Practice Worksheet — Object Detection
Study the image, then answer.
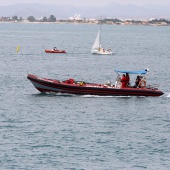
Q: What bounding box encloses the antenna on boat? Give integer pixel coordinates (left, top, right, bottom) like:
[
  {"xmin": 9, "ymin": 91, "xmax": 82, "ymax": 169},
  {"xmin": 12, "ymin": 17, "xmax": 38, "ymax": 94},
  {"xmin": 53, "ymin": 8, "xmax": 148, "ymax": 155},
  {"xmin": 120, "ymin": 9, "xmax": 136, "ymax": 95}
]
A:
[
  {"xmin": 145, "ymin": 68, "xmax": 149, "ymax": 74},
  {"xmin": 144, "ymin": 68, "xmax": 149, "ymax": 81}
]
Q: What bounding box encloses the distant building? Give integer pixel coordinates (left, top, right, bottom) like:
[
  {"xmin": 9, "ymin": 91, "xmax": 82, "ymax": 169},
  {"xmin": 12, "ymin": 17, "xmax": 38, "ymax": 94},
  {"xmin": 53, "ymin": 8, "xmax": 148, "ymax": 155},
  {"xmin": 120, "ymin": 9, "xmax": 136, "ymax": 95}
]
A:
[{"xmin": 69, "ymin": 14, "xmax": 81, "ymax": 21}]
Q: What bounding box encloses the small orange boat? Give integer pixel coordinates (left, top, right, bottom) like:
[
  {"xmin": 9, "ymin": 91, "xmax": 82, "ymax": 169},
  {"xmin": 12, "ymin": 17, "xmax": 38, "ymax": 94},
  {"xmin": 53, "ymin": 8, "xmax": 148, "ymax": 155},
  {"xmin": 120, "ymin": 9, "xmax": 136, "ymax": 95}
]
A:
[{"xmin": 45, "ymin": 49, "xmax": 66, "ymax": 53}]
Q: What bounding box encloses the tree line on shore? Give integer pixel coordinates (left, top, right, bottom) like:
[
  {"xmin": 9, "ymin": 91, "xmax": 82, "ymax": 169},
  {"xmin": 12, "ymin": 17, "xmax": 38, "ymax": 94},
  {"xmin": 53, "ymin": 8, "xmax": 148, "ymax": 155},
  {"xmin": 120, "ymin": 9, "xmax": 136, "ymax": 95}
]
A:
[{"xmin": 0, "ymin": 15, "xmax": 57, "ymax": 22}]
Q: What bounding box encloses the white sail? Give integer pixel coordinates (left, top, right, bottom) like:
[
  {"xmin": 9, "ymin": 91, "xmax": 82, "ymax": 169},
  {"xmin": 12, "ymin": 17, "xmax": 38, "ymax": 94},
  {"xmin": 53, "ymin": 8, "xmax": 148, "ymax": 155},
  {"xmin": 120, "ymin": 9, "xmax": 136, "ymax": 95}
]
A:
[{"xmin": 91, "ymin": 30, "xmax": 101, "ymax": 51}]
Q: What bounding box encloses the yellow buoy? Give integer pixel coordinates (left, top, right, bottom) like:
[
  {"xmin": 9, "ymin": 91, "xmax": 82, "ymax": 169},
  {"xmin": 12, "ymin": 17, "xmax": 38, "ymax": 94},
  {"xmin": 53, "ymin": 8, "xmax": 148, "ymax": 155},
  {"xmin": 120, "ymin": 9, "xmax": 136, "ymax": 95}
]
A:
[{"xmin": 16, "ymin": 45, "xmax": 20, "ymax": 52}]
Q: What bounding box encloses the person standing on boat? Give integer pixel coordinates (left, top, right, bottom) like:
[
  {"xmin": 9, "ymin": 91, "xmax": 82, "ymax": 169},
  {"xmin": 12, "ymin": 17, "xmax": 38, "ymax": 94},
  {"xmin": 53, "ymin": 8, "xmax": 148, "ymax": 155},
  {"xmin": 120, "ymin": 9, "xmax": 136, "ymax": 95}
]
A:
[
  {"xmin": 108, "ymin": 46, "xmax": 111, "ymax": 52},
  {"xmin": 121, "ymin": 74, "xmax": 126, "ymax": 88},
  {"xmin": 53, "ymin": 47, "xmax": 57, "ymax": 51},
  {"xmin": 134, "ymin": 75, "xmax": 141, "ymax": 88},
  {"xmin": 139, "ymin": 77, "xmax": 147, "ymax": 88},
  {"xmin": 125, "ymin": 73, "xmax": 130, "ymax": 87}
]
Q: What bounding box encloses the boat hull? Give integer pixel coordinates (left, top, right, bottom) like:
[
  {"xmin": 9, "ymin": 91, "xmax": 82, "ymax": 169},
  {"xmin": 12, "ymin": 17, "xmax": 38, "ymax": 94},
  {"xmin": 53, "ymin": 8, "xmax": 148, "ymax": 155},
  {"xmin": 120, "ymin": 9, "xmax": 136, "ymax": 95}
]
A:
[
  {"xmin": 91, "ymin": 49, "xmax": 112, "ymax": 55},
  {"xmin": 45, "ymin": 49, "xmax": 66, "ymax": 53},
  {"xmin": 27, "ymin": 74, "xmax": 164, "ymax": 97}
]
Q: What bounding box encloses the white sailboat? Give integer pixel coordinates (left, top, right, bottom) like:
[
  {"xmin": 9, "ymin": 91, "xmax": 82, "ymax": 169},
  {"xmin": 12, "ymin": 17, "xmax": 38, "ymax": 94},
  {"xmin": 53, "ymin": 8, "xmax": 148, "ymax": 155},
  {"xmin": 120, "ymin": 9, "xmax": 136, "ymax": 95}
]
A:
[{"xmin": 91, "ymin": 29, "xmax": 112, "ymax": 55}]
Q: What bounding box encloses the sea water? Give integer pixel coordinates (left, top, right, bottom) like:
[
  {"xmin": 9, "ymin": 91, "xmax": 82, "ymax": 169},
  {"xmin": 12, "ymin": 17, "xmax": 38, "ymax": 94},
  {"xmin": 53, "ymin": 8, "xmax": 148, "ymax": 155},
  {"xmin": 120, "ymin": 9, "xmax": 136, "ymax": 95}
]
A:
[{"xmin": 0, "ymin": 23, "xmax": 170, "ymax": 169}]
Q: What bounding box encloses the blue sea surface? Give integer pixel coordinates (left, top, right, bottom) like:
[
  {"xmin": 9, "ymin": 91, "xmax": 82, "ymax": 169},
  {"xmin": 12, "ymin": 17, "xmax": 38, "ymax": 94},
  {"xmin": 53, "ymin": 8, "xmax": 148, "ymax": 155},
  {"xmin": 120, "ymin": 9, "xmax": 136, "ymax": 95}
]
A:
[{"xmin": 0, "ymin": 23, "xmax": 170, "ymax": 169}]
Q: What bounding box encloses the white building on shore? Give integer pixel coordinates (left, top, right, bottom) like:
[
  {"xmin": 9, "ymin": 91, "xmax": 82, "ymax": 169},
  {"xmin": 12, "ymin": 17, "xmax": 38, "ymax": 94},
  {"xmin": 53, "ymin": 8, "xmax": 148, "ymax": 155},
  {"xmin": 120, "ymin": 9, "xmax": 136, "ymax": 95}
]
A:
[{"xmin": 69, "ymin": 14, "xmax": 81, "ymax": 21}]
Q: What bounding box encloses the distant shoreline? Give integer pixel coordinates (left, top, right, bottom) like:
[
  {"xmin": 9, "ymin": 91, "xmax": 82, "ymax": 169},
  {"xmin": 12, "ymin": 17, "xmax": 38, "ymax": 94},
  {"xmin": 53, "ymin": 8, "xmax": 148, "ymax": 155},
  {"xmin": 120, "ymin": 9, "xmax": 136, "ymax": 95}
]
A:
[{"xmin": 0, "ymin": 21, "xmax": 170, "ymax": 26}]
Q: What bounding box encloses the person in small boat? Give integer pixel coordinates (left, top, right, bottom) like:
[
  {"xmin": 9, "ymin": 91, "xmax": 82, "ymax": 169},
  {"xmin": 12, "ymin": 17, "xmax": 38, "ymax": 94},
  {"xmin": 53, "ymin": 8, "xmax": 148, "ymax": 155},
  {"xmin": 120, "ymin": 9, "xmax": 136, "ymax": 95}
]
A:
[
  {"xmin": 103, "ymin": 49, "xmax": 105, "ymax": 52},
  {"xmin": 98, "ymin": 47, "xmax": 101, "ymax": 51},
  {"xmin": 121, "ymin": 74, "xmax": 127, "ymax": 88},
  {"xmin": 133, "ymin": 75, "xmax": 141, "ymax": 88},
  {"xmin": 53, "ymin": 47, "xmax": 57, "ymax": 51}
]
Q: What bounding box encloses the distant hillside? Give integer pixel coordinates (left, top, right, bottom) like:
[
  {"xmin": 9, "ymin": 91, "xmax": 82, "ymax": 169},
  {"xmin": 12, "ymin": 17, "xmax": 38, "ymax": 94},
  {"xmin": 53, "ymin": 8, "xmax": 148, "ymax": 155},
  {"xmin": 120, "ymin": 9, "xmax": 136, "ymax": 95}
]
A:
[{"xmin": 0, "ymin": 3, "xmax": 170, "ymax": 19}]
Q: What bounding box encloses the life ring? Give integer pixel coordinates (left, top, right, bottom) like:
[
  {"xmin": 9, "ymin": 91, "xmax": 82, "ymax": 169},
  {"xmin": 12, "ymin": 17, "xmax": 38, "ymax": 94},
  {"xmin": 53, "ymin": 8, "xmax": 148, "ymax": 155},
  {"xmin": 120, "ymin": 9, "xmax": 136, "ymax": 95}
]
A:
[{"xmin": 139, "ymin": 79, "xmax": 146, "ymax": 88}]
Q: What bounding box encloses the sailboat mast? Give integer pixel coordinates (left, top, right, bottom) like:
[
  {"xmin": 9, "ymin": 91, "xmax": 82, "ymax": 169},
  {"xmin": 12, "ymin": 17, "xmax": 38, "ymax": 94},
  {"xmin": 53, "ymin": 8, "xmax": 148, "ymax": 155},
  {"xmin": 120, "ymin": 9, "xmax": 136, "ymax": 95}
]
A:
[{"xmin": 100, "ymin": 17, "xmax": 102, "ymax": 47}]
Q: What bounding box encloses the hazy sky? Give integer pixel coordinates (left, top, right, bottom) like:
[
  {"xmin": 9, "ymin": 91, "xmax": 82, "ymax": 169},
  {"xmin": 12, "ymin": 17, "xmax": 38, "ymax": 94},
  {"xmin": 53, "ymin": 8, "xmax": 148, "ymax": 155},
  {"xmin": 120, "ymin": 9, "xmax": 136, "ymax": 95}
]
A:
[{"xmin": 0, "ymin": 0, "xmax": 170, "ymax": 6}]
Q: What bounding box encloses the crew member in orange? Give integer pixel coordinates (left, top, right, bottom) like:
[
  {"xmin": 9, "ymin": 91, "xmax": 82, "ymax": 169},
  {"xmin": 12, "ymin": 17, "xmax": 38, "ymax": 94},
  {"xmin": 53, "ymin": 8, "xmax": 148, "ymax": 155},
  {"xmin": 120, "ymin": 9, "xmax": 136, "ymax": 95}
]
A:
[
  {"xmin": 121, "ymin": 74, "xmax": 126, "ymax": 88},
  {"xmin": 125, "ymin": 73, "xmax": 130, "ymax": 87}
]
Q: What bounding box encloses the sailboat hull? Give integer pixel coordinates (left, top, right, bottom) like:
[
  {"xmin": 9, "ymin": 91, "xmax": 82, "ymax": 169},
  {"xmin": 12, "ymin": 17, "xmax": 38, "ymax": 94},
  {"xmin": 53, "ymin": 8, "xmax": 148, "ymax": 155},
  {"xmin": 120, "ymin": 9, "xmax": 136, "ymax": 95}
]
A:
[{"xmin": 91, "ymin": 49, "xmax": 112, "ymax": 55}]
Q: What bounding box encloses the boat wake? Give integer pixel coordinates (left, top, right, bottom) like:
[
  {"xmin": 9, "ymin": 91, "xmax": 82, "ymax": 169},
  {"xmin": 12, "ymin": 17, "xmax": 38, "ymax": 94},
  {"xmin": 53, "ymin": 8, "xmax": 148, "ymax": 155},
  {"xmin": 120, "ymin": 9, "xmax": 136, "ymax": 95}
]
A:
[
  {"xmin": 79, "ymin": 95, "xmax": 131, "ymax": 98},
  {"xmin": 166, "ymin": 93, "xmax": 170, "ymax": 97},
  {"xmin": 81, "ymin": 95, "xmax": 114, "ymax": 98},
  {"xmin": 32, "ymin": 92, "xmax": 166, "ymax": 98},
  {"xmin": 32, "ymin": 92, "xmax": 75, "ymax": 97},
  {"xmin": 33, "ymin": 93, "xmax": 132, "ymax": 98}
]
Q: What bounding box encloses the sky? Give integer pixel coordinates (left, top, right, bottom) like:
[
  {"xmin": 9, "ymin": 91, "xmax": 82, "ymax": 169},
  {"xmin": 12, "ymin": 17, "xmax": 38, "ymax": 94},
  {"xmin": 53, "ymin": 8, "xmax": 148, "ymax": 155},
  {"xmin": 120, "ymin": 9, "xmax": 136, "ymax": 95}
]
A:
[{"xmin": 0, "ymin": 0, "xmax": 170, "ymax": 6}]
